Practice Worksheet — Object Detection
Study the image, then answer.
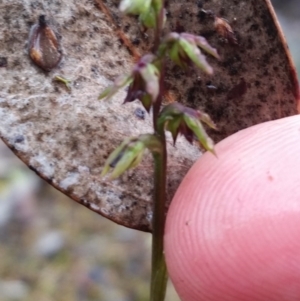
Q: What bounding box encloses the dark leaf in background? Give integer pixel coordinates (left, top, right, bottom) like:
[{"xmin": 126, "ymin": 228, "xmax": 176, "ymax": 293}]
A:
[{"xmin": 0, "ymin": 0, "xmax": 299, "ymax": 232}]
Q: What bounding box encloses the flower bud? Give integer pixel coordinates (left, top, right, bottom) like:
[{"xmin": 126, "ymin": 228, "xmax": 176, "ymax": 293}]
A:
[
  {"xmin": 158, "ymin": 103, "xmax": 216, "ymax": 154},
  {"xmin": 102, "ymin": 134, "xmax": 162, "ymax": 180},
  {"xmin": 119, "ymin": 0, "xmax": 151, "ymax": 15},
  {"xmin": 160, "ymin": 32, "xmax": 219, "ymax": 74},
  {"xmin": 124, "ymin": 55, "xmax": 160, "ymax": 111}
]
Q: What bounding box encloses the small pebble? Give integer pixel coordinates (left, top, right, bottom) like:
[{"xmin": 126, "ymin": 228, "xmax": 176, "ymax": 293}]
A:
[{"xmin": 134, "ymin": 107, "xmax": 145, "ymax": 120}]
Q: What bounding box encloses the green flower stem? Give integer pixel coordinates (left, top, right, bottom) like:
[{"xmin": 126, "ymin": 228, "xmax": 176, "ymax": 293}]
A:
[
  {"xmin": 152, "ymin": 2, "xmax": 166, "ymax": 131},
  {"xmin": 150, "ymin": 133, "xmax": 168, "ymax": 301},
  {"xmin": 151, "ymin": 2, "xmax": 168, "ymax": 300},
  {"xmin": 151, "ymin": 5, "xmax": 168, "ymax": 293},
  {"xmin": 153, "ymin": 4, "xmax": 165, "ymax": 52},
  {"xmin": 152, "ymin": 56, "xmax": 166, "ymax": 132}
]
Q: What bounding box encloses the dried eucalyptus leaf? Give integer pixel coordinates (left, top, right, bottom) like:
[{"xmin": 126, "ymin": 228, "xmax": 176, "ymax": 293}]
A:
[{"xmin": 0, "ymin": 0, "xmax": 298, "ymax": 232}]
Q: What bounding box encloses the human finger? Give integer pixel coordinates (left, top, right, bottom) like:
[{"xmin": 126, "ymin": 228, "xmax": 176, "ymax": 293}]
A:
[{"xmin": 165, "ymin": 115, "xmax": 300, "ymax": 301}]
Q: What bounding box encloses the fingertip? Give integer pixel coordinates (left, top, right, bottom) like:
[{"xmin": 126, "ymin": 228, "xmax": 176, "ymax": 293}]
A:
[{"xmin": 165, "ymin": 115, "xmax": 300, "ymax": 301}]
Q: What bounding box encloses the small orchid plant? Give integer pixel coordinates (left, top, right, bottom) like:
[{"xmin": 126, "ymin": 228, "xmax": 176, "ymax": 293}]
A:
[{"xmin": 99, "ymin": 0, "xmax": 219, "ymax": 300}]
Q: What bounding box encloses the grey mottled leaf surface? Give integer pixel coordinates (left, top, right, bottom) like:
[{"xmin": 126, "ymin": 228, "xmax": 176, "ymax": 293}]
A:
[{"xmin": 0, "ymin": 0, "xmax": 299, "ymax": 231}]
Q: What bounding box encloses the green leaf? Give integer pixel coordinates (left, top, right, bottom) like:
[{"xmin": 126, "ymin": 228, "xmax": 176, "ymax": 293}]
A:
[
  {"xmin": 101, "ymin": 142, "xmax": 128, "ymax": 177},
  {"xmin": 98, "ymin": 86, "xmax": 113, "ymax": 100},
  {"xmin": 139, "ymin": 7, "xmax": 156, "ymax": 28},
  {"xmin": 140, "ymin": 94, "xmax": 153, "ymax": 112},
  {"xmin": 198, "ymin": 111, "xmax": 217, "ymax": 130},
  {"xmin": 140, "ymin": 64, "xmax": 160, "ymax": 102},
  {"xmin": 152, "ymin": 0, "xmax": 163, "ymax": 13},
  {"xmin": 108, "ymin": 140, "xmax": 145, "ymax": 180},
  {"xmin": 53, "ymin": 75, "xmax": 72, "ymax": 90},
  {"xmin": 169, "ymin": 42, "xmax": 183, "ymax": 68},
  {"xmin": 183, "ymin": 115, "xmax": 215, "ymax": 153},
  {"xmin": 157, "ymin": 42, "xmax": 168, "ymax": 58},
  {"xmin": 194, "ymin": 36, "xmax": 220, "ymax": 59},
  {"xmin": 179, "ymin": 38, "xmax": 213, "ymax": 74},
  {"xmin": 119, "ymin": 0, "xmax": 151, "ymax": 15},
  {"xmin": 113, "ymin": 142, "xmax": 144, "ymax": 178},
  {"xmin": 99, "ymin": 75, "xmax": 132, "ymax": 100},
  {"xmin": 165, "ymin": 116, "xmax": 182, "ymax": 144},
  {"xmin": 139, "ymin": 134, "xmax": 163, "ymax": 154},
  {"xmin": 101, "ymin": 134, "xmax": 162, "ymax": 180}
]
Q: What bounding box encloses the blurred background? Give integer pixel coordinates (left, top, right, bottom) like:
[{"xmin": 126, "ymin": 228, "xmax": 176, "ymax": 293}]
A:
[{"xmin": 0, "ymin": 1, "xmax": 299, "ymax": 300}]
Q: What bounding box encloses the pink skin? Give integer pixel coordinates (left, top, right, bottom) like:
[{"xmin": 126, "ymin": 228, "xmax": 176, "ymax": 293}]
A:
[{"xmin": 165, "ymin": 115, "xmax": 300, "ymax": 301}]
